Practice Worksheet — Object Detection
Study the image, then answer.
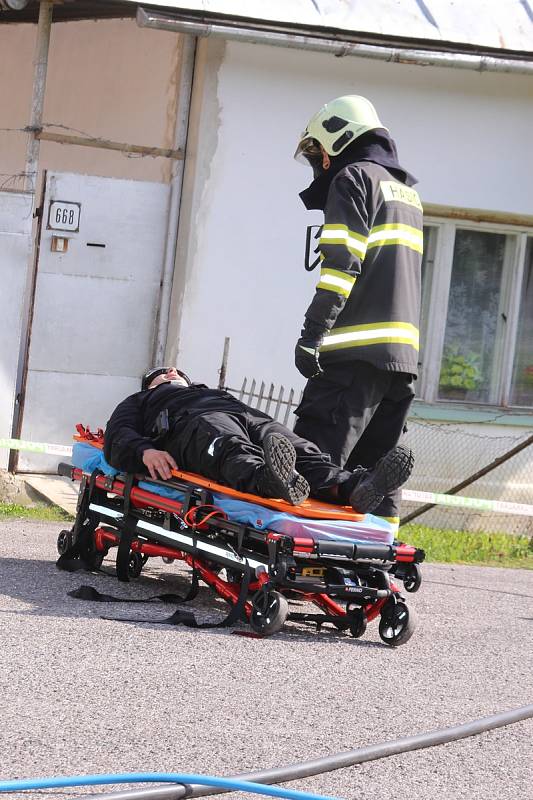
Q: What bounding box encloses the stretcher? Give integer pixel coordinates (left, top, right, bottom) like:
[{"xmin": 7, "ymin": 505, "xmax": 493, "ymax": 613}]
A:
[{"xmin": 56, "ymin": 425, "xmax": 424, "ymax": 646}]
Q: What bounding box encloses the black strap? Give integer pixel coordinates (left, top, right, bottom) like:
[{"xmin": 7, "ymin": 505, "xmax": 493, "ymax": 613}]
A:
[
  {"xmin": 68, "ymin": 582, "xmax": 199, "ymax": 604},
  {"xmin": 121, "ymin": 473, "xmax": 135, "ymax": 519},
  {"xmin": 289, "ymin": 611, "xmax": 348, "ymax": 631},
  {"xmin": 214, "ymin": 563, "xmax": 251, "ymax": 628},
  {"xmin": 115, "ymin": 527, "xmax": 135, "ymax": 582},
  {"xmin": 115, "ymin": 474, "xmax": 137, "ymax": 582},
  {"xmin": 56, "ymin": 555, "xmax": 89, "ymax": 572},
  {"xmin": 72, "ymin": 467, "xmax": 102, "ymax": 537},
  {"xmin": 68, "ymin": 563, "xmax": 252, "ymax": 630},
  {"xmin": 57, "ymin": 469, "xmax": 104, "ymax": 572}
]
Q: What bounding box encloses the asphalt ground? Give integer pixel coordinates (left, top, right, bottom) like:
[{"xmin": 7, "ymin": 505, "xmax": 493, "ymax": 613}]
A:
[{"xmin": 0, "ymin": 518, "xmax": 532, "ymax": 800}]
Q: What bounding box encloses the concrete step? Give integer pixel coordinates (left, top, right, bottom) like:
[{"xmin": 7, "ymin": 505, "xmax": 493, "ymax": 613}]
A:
[{"xmin": 24, "ymin": 474, "xmax": 78, "ymax": 516}]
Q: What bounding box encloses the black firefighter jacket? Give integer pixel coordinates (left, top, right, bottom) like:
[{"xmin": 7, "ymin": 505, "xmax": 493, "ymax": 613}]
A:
[
  {"xmin": 104, "ymin": 382, "xmax": 251, "ymax": 474},
  {"xmin": 305, "ymin": 161, "xmax": 423, "ymax": 375}
]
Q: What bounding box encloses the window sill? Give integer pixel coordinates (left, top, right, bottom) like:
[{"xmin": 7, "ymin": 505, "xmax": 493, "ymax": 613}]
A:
[{"xmin": 411, "ymin": 399, "xmax": 533, "ymax": 427}]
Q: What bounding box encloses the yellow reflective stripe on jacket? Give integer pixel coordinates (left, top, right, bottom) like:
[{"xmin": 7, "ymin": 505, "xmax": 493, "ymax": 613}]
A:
[
  {"xmin": 321, "ymin": 321, "xmax": 419, "ymax": 352},
  {"xmin": 367, "ymin": 223, "xmax": 423, "ymax": 254},
  {"xmin": 316, "ymin": 268, "xmax": 357, "ymax": 298},
  {"xmin": 320, "ymin": 223, "xmax": 368, "ymax": 260}
]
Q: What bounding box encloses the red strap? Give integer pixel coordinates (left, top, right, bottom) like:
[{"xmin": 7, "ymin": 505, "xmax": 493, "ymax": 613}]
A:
[
  {"xmin": 182, "ymin": 504, "xmax": 227, "ymax": 531},
  {"xmin": 75, "ymin": 423, "xmax": 105, "ymax": 445}
]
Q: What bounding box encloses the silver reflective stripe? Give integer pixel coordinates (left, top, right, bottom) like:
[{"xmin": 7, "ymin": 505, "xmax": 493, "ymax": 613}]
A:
[
  {"xmin": 207, "ymin": 436, "xmax": 222, "ymax": 456},
  {"xmin": 138, "ymin": 519, "xmax": 265, "ymax": 568},
  {"xmin": 89, "ymin": 503, "xmax": 123, "ymax": 519}
]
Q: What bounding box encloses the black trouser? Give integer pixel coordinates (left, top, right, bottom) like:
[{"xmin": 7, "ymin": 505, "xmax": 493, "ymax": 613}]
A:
[
  {"xmin": 164, "ymin": 408, "xmax": 354, "ymax": 501},
  {"xmin": 293, "ymin": 361, "xmax": 415, "ymax": 517}
]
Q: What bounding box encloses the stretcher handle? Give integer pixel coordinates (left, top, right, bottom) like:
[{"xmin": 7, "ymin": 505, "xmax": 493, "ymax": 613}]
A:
[
  {"xmin": 58, "ymin": 462, "xmax": 75, "ymax": 478},
  {"xmin": 316, "ymin": 541, "xmax": 394, "ymax": 560},
  {"xmin": 353, "ymin": 542, "xmax": 395, "ymax": 560}
]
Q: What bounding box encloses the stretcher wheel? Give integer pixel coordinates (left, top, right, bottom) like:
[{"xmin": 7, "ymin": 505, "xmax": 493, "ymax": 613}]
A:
[
  {"xmin": 378, "ymin": 601, "xmax": 416, "ymax": 647},
  {"xmin": 347, "ymin": 607, "xmax": 367, "ymax": 639},
  {"xmin": 403, "ymin": 564, "xmax": 422, "ymax": 593},
  {"xmin": 249, "ymin": 590, "xmax": 288, "ymax": 636},
  {"xmin": 57, "ymin": 529, "xmax": 74, "ymax": 556},
  {"xmin": 128, "ymin": 552, "xmax": 144, "ymax": 579}
]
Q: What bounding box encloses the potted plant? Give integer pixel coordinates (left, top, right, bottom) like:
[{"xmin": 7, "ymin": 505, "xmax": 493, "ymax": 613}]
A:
[{"xmin": 439, "ymin": 345, "xmax": 483, "ymax": 399}]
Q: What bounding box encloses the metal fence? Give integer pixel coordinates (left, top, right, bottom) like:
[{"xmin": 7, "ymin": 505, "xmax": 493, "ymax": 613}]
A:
[
  {"xmin": 225, "ymin": 377, "xmax": 533, "ymax": 536},
  {"xmin": 230, "ymin": 377, "xmax": 303, "ymax": 428},
  {"xmin": 402, "ymin": 420, "xmax": 533, "ymax": 535}
]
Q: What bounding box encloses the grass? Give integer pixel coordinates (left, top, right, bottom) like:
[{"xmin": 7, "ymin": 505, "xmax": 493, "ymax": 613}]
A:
[
  {"xmin": 0, "ymin": 501, "xmax": 73, "ymax": 522},
  {"xmin": 401, "ymin": 522, "xmax": 533, "ymax": 569}
]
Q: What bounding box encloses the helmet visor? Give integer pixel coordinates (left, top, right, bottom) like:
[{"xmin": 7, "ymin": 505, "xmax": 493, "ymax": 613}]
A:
[{"xmin": 294, "ymin": 136, "xmax": 322, "ymax": 164}]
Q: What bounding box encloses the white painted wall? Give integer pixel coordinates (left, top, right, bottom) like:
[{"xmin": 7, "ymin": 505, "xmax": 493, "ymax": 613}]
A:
[{"xmin": 168, "ymin": 39, "xmax": 533, "ymax": 395}]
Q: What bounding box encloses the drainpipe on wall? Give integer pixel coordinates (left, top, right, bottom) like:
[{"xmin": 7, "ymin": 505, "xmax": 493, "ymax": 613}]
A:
[
  {"xmin": 153, "ymin": 34, "xmax": 197, "ymax": 366},
  {"xmin": 137, "ymin": 7, "xmax": 533, "ymax": 76},
  {"xmin": 8, "ymin": 0, "xmax": 53, "ymax": 472},
  {"xmin": 24, "ymin": 0, "xmax": 53, "ymax": 194}
]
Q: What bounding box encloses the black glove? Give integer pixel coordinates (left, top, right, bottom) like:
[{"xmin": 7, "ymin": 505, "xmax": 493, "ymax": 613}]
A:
[{"xmin": 295, "ymin": 337, "xmax": 323, "ymax": 379}]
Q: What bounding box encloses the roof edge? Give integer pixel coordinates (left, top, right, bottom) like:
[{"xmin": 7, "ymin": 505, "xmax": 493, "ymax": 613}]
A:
[{"xmin": 2, "ymin": 1, "xmax": 533, "ymax": 61}]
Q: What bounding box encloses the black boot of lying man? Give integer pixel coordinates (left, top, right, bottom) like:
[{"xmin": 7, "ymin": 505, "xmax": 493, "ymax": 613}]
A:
[
  {"xmin": 348, "ymin": 445, "xmax": 414, "ymax": 515},
  {"xmin": 255, "ymin": 433, "xmax": 310, "ymax": 505}
]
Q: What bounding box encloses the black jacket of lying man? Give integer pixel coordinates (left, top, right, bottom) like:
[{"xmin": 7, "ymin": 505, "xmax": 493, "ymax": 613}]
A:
[{"xmin": 103, "ymin": 366, "xmax": 413, "ymax": 513}]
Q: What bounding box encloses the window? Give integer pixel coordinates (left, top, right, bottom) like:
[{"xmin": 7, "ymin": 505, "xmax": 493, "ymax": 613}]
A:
[
  {"xmin": 510, "ymin": 239, "xmax": 533, "ymax": 407},
  {"xmin": 418, "ymin": 220, "xmax": 533, "ymax": 410},
  {"xmin": 438, "ymin": 229, "xmax": 506, "ymax": 404},
  {"xmin": 417, "ymin": 225, "xmax": 438, "ymax": 395}
]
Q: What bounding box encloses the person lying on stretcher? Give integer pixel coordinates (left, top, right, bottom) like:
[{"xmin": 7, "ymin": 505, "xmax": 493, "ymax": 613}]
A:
[{"xmin": 104, "ymin": 367, "xmax": 414, "ymax": 513}]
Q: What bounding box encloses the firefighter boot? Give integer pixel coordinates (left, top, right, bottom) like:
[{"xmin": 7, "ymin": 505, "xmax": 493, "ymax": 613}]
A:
[
  {"xmin": 349, "ymin": 445, "xmax": 414, "ymax": 514},
  {"xmin": 255, "ymin": 433, "xmax": 310, "ymax": 506}
]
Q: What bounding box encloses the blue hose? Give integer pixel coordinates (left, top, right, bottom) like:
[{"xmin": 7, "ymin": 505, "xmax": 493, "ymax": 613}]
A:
[{"xmin": 0, "ymin": 772, "xmax": 339, "ymax": 800}]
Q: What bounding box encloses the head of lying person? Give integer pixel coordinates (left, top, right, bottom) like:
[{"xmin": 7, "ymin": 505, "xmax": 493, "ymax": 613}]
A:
[{"xmin": 142, "ymin": 366, "xmax": 192, "ymax": 391}]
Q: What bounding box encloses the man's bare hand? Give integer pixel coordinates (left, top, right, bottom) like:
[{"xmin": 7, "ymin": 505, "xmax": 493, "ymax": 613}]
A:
[{"xmin": 142, "ymin": 448, "xmax": 178, "ymax": 480}]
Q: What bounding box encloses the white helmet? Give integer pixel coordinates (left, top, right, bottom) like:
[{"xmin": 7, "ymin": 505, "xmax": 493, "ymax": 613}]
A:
[{"xmin": 295, "ymin": 95, "xmax": 386, "ymax": 162}]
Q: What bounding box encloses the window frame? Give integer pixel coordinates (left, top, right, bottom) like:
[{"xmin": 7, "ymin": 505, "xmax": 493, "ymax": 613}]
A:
[{"xmin": 419, "ymin": 215, "xmax": 533, "ymax": 412}]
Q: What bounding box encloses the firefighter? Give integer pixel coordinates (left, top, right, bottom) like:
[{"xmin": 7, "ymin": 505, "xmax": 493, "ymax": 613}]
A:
[
  {"xmin": 293, "ymin": 95, "xmax": 422, "ymax": 524},
  {"xmin": 103, "ymin": 366, "xmax": 414, "ymax": 513}
]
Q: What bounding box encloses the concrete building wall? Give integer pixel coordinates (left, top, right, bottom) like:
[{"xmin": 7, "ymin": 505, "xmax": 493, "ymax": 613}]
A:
[{"xmin": 0, "ymin": 18, "xmax": 182, "ymax": 187}]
